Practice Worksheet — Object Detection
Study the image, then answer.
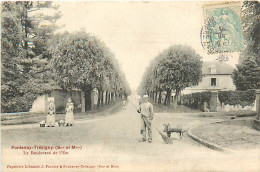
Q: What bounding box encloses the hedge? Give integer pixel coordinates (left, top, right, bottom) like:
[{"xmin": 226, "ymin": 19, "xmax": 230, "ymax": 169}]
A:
[
  {"xmin": 1, "ymin": 92, "xmax": 37, "ymax": 113},
  {"xmin": 218, "ymin": 90, "xmax": 256, "ymax": 107},
  {"xmin": 181, "ymin": 91, "xmax": 211, "ymax": 109}
]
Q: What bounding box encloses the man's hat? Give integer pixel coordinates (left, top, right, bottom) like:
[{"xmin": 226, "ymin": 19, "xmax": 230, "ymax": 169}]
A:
[{"xmin": 142, "ymin": 95, "xmax": 149, "ymax": 99}]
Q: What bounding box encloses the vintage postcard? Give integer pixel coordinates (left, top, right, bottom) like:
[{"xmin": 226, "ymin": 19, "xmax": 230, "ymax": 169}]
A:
[{"xmin": 1, "ymin": 1, "xmax": 260, "ymax": 172}]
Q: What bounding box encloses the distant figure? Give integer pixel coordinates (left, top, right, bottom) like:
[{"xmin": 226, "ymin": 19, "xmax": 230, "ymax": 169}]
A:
[
  {"xmin": 65, "ymin": 98, "xmax": 74, "ymax": 126},
  {"xmin": 137, "ymin": 95, "xmax": 154, "ymax": 143},
  {"xmin": 46, "ymin": 98, "xmax": 55, "ymax": 127},
  {"xmin": 122, "ymin": 99, "xmax": 126, "ymax": 110}
]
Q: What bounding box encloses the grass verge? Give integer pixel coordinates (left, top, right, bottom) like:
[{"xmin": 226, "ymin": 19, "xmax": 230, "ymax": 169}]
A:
[{"xmin": 1, "ymin": 101, "xmax": 122, "ymax": 126}]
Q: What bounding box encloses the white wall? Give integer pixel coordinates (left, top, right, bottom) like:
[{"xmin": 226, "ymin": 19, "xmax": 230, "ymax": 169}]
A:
[
  {"xmin": 182, "ymin": 74, "xmax": 236, "ymax": 94},
  {"xmin": 30, "ymin": 94, "xmax": 47, "ymax": 113}
]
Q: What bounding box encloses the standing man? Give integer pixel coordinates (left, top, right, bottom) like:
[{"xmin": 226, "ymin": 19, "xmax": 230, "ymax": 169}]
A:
[{"xmin": 137, "ymin": 95, "xmax": 154, "ymax": 143}]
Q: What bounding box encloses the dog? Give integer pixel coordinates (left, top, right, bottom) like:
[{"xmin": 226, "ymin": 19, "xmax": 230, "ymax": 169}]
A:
[{"xmin": 163, "ymin": 123, "xmax": 186, "ymax": 139}]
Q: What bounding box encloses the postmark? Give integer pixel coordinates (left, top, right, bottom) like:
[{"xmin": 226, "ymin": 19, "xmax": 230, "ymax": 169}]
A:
[{"xmin": 201, "ymin": 2, "xmax": 244, "ymax": 55}]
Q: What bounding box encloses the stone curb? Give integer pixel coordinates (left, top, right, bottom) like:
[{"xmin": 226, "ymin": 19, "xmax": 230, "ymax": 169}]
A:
[
  {"xmin": 253, "ymin": 119, "xmax": 260, "ymax": 131},
  {"xmin": 187, "ymin": 121, "xmax": 234, "ymax": 153}
]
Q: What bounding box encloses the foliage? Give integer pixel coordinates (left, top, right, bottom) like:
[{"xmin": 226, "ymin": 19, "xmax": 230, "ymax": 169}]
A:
[
  {"xmin": 218, "ymin": 90, "xmax": 256, "ymax": 107},
  {"xmin": 232, "ymin": 58, "xmax": 260, "ymax": 91},
  {"xmin": 240, "ymin": 1, "xmax": 260, "ymax": 64},
  {"xmin": 50, "ymin": 31, "xmax": 131, "ymax": 96},
  {"xmin": 137, "ymin": 45, "xmax": 203, "ymax": 105},
  {"xmin": 1, "ymin": 1, "xmax": 60, "ymax": 112},
  {"xmin": 234, "ymin": 1, "xmax": 260, "ymax": 91},
  {"xmin": 181, "ymin": 91, "xmax": 211, "ymax": 109}
]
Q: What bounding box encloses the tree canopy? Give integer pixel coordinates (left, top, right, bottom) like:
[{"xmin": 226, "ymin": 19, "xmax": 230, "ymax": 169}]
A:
[
  {"xmin": 50, "ymin": 31, "xmax": 131, "ymax": 96},
  {"xmin": 232, "ymin": 1, "xmax": 260, "ymax": 91},
  {"xmin": 138, "ymin": 45, "xmax": 202, "ymax": 105},
  {"xmin": 1, "ymin": 2, "xmax": 130, "ymax": 112},
  {"xmin": 1, "ymin": 1, "xmax": 60, "ymax": 112},
  {"xmin": 232, "ymin": 58, "xmax": 260, "ymax": 91},
  {"xmin": 240, "ymin": 0, "xmax": 260, "ymax": 64}
]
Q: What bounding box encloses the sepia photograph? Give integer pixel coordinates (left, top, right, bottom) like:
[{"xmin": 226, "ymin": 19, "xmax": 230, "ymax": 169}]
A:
[{"xmin": 1, "ymin": 0, "xmax": 260, "ymax": 171}]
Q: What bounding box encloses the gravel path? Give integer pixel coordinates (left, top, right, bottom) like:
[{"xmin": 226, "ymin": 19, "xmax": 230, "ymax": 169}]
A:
[{"xmin": 1, "ymin": 98, "xmax": 259, "ymax": 172}]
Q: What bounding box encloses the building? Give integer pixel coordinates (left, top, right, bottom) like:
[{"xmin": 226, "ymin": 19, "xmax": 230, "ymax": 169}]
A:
[{"xmin": 182, "ymin": 61, "xmax": 236, "ymax": 94}]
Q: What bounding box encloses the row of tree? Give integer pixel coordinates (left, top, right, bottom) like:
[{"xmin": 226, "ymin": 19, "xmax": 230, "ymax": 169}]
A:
[
  {"xmin": 1, "ymin": 1, "xmax": 130, "ymax": 113},
  {"xmin": 50, "ymin": 31, "xmax": 131, "ymax": 110},
  {"xmin": 137, "ymin": 45, "xmax": 203, "ymax": 106},
  {"xmin": 138, "ymin": 1, "xmax": 260, "ymax": 106}
]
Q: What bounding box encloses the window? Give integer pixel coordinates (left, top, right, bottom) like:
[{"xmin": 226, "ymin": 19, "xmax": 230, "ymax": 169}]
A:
[
  {"xmin": 211, "ymin": 78, "xmax": 216, "ymax": 86},
  {"xmin": 209, "ymin": 65, "xmax": 216, "ymax": 74}
]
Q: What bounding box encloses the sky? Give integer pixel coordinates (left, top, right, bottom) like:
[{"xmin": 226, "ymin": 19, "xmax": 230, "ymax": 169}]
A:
[{"xmin": 54, "ymin": 1, "xmax": 240, "ymax": 91}]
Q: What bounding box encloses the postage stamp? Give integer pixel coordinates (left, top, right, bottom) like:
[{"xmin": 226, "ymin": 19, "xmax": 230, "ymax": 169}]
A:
[{"xmin": 201, "ymin": 2, "xmax": 244, "ymax": 54}]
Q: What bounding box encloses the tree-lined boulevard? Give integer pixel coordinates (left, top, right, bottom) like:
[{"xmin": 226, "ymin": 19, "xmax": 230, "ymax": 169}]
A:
[
  {"xmin": 2, "ymin": 1, "xmax": 259, "ymax": 113},
  {"xmin": 1, "ymin": 1, "xmax": 260, "ymax": 172},
  {"xmin": 1, "ymin": 1, "xmax": 130, "ymax": 113},
  {"xmin": 2, "ymin": 98, "xmax": 259, "ymax": 171}
]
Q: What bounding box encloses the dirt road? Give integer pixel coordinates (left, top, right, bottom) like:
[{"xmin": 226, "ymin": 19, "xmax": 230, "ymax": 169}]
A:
[{"xmin": 1, "ymin": 98, "xmax": 259, "ymax": 172}]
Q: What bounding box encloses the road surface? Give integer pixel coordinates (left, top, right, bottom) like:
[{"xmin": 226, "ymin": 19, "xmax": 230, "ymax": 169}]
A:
[{"xmin": 1, "ymin": 98, "xmax": 259, "ymax": 171}]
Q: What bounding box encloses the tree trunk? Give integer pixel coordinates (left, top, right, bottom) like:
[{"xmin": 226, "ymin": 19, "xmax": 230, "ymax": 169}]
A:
[
  {"xmin": 45, "ymin": 94, "xmax": 48, "ymax": 115},
  {"xmin": 158, "ymin": 91, "xmax": 162, "ymax": 104},
  {"xmin": 173, "ymin": 88, "xmax": 180, "ymax": 110},
  {"xmin": 177, "ymin": 90, "xmax": 181, "ymax": 105},
  {"xmin": 85, "ymin": 88, "xmax": 92, "ymax": 111},
  {"xmin": 97, "ymin": 88, "xmax": 101, "ymax": 108},
  {"xmin": 155, "ymin": 91, "xmax": 158, "ymax": 103},
  {"xmin": 111, "ymin": 92, "xmax": 114, "ymax": 103},
  {"xmin": 81, "ymin": 90, "xmax": 85, "ymax": 112},
  {"xmin": 90, "ymin": 90, "xmax": 94, "ymax": 111},
  {"xmin": 175, "ymin": 88, "xmax": 181, "ymax": 103},
  {"xmin": 107, "ymin": 92, "xmax": 110, "ymax": 105},
  {"xmin": 107, "ymin": 92, "xmax": 110, "ymax": 104},
  {"xmin": 101, "ymin": 90, "xmax": 104, "ymax": 106},
  {"xmin": 166, "ymin": 89, "xmax": 171, "ymax": 106},
  {"xmin": 108, "ymin": 92, "xmax": 110, "ymax": 104},
  {"xmin": 164, "ymin": 92, "xmax": 167, "ymax": 106},
  {"xmin": 113, "ymin": 92, "xmax": 115, "ymax": 102},
  {"xmin": 105, "ymin": 91, "xmax": 108, "ymax": 105}
]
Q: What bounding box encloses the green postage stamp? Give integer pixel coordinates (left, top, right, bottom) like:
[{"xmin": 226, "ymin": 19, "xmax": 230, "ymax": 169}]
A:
[{"xmin": 201, "ymin": 2, "xmax": 244, "ymax": 54}]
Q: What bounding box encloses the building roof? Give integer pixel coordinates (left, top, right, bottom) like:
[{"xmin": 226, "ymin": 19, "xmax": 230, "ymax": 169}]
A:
[{"xmin": 202, "ymin": 61, "xmax": 234, "ymax": 75}]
